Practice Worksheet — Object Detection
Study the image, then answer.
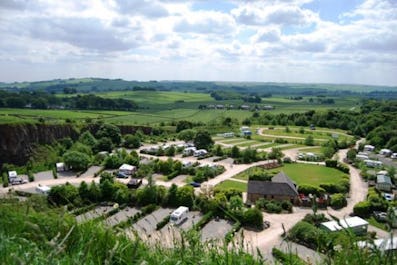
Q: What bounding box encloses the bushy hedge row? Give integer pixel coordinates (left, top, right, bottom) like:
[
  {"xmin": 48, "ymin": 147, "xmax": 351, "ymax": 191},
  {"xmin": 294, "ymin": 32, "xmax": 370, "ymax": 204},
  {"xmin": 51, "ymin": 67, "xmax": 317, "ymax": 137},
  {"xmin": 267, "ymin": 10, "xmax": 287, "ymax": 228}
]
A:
[
  {"xmin": 156, "ymin": 215, "xmax": 170, "ymax": 230},
  {"xmin": 272, "ymin": 248, "xmax": 306, "ymax": 265},
  {"xmin": 255, "ymin": 198, "xmax": 293, "ymax": 213}
]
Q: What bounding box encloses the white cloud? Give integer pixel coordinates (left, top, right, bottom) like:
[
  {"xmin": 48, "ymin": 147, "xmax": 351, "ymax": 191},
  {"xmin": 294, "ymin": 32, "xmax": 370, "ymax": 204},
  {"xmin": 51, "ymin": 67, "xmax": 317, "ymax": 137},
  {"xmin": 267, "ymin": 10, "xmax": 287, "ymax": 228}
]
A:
[
  {"xmin": 0, "ymin": 0, "xmax": 396, "ymax": 85},
  {"xmin": 232, "ymin": 2, "xmax": 318, "ymax": 26},
  {"xmin": 174, "ymin": 11, "xmax": 236, "ymax": 35}
]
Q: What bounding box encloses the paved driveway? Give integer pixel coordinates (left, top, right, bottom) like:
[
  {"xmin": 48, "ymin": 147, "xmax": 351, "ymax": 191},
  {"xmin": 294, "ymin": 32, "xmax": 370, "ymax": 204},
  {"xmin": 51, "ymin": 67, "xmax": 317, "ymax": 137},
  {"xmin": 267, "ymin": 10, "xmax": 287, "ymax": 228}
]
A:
[
  {"xmin": 133, "ymin": 208, "xmax": 173, "ymax": 237},
  {"xmin": 76, "ymin": 206, "xmax": 114, "ymax": 223},
  {"xmin": 33, "ymin": 170, "xmax": 54, "ymax": 181},
  {"xmin": 104, "ymin": 207, "xmax": 140, "ymax": 227},
  {"xmin": 79, "ymin": 166, "xmax": 103, "ymax": 178},
  {"xmin": 201, "ymin": 219, "xmax": 233, "ymax": 241}
]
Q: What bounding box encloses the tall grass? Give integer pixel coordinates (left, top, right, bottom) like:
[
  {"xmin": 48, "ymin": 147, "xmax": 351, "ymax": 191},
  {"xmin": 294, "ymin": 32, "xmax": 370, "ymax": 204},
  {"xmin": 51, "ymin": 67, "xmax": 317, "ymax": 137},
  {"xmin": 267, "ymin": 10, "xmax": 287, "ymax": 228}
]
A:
[{"xmin": 0, "ymin": 196, "xmax": 263, "ymax": 265}]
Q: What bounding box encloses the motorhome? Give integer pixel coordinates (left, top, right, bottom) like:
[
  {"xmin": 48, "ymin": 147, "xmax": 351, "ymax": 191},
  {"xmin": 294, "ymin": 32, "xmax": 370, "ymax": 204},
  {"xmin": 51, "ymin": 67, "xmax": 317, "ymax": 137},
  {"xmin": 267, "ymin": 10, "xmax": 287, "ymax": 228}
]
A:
[
  {"xmin": 170, "ymin": 206, "xmax": 189, "ymax": 225},
  {"xmin": 364, "ymin": 145, "xmax": 375, "ymax": 152}
]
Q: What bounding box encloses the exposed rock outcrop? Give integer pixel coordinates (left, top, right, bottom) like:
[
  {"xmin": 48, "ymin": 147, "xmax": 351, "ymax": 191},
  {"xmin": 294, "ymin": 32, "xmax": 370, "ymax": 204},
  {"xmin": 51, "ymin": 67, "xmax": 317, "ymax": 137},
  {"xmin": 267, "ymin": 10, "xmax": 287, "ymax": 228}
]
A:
[{"xmin": 0, "ymin": 124, "xmax": 79, "ymax": 166}]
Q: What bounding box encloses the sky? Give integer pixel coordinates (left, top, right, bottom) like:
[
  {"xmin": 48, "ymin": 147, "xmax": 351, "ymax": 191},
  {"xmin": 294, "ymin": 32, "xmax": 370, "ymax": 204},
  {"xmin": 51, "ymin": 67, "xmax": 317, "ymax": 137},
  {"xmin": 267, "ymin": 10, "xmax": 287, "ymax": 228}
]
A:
[{"xmin": 0, "ymin": 0, "xmax": 396, "ymax": 86}]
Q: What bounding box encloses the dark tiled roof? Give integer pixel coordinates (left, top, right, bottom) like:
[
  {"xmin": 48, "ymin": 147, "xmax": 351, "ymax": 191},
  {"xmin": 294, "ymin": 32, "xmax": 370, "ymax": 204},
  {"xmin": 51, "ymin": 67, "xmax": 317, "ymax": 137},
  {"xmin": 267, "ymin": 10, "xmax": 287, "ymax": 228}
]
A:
[{"xmin": 248, "ymin": 172, "xmax": 298, "ymax": 197}]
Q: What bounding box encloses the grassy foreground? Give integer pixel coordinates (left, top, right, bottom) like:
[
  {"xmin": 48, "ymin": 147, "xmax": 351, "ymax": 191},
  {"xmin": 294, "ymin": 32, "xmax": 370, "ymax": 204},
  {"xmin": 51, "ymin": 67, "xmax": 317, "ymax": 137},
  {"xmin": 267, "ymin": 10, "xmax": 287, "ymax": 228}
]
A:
[{"xmin": 0, "ymin": 196, "xmax": 262, "ymax": 265}]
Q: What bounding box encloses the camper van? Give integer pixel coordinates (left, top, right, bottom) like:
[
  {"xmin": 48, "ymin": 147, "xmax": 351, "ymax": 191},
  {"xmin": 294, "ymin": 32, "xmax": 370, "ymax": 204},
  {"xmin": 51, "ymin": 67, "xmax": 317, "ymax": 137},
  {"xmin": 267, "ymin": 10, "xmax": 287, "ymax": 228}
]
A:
[{"xmin": 170, "ymin": 206, "xmax": 189, "ymax": 225}]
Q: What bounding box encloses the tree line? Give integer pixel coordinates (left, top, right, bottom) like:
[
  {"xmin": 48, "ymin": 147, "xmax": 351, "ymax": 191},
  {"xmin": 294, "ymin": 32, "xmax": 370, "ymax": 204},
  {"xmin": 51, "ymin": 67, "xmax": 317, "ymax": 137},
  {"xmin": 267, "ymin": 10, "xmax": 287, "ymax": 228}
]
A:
[
  {"xmin": 249, "ymin": 99, "xmax": 397, "ymax": 151},
  {"xmin": 0, "ymin": 90, "xmax": 138, "ymax": 111}
]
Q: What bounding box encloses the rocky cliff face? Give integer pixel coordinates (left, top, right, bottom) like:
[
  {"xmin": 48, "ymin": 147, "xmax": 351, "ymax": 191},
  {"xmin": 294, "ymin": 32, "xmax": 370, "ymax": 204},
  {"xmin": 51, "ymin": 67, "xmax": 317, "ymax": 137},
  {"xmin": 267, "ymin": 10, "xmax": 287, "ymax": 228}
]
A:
[
  {"xmin": 0, "ymin": 124, "xmax": 79, "ymax": 166},
  {"xmin": 0, "ymin": 123, "xmax": 154, "ymax": 167}
]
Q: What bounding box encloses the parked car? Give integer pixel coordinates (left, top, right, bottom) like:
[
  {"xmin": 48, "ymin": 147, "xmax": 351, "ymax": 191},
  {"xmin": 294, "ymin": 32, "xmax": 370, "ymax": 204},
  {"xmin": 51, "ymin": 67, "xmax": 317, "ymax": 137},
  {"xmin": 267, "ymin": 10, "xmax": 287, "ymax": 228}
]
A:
[
  {"xmin": 189, "ymin": 182, "xmax": 201, "ymax": 188},
  {"xmin": 373, "ymin": 211, "xmax": 388, "ymax": 222}
]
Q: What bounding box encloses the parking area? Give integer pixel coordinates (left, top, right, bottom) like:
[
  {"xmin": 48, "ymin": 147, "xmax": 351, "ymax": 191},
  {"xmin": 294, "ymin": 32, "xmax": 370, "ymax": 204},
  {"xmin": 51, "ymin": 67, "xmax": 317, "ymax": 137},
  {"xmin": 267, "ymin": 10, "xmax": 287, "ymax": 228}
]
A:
[
  {"xmin": 133, "ymin": 208, "xmax": 173, "ymax": 237},
  {"xmin": 178, "ymin": 211, "xmax": 202, "ymax": 231},
  {"xmin": 104, "ymin": 207, "xmax": 140, "ymax": 227},
  {"xmin": 201, "ymin": 219, "xmax": 233, "ymax": 242},
  {"xmin": 57, "ymin": 171, "xmax": 76, "ymax": 178},
  {"xmin": 79, "ymin": 166, "xmax": 103, "ymax": 178},
  {"xmin": 76, "ymin": 206, "xmax": 114, "ymax": 223},
  {"xmin": 33, "ymin": 170, "xmax": 54, "ymax": 181}
]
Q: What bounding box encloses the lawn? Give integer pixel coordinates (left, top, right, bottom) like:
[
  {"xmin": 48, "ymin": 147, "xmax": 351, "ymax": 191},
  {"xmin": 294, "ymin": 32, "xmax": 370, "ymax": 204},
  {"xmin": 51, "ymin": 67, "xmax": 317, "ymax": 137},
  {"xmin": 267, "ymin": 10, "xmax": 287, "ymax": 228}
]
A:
[
  {"xmin": 282, "ymin": 163, "xmax": 348, "ymax": 186},
  {"xmin": 215, "ymin": 180, "xmax": 247, "ymax": 192},
  {"xmin": 231, "ymin": 163, "xmax": 348, "ymax": 187},
  {"xmin": 299, "ymin": 147, "xmax": 323, "ymax": 154}
]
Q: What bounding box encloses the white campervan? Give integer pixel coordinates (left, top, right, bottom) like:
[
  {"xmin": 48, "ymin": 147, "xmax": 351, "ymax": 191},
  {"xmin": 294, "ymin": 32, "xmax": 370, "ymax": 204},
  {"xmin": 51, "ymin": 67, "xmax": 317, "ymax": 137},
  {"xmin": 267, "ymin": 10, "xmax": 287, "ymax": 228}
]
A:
[{"xmin": 170, "ymin": 206, "xmax": 189, "ymax": 225}]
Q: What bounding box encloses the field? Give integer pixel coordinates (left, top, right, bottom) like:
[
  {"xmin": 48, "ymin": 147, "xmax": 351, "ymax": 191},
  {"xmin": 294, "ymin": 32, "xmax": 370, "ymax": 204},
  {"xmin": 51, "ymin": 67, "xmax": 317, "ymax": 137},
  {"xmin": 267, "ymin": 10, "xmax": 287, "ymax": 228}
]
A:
[
  {"xmin": 231, "ymin": 163, "xmax": 348, "ymax": 187},
  {"xmin": 0, "ymin": 108, "xmax": 253, "ymax": 125}
]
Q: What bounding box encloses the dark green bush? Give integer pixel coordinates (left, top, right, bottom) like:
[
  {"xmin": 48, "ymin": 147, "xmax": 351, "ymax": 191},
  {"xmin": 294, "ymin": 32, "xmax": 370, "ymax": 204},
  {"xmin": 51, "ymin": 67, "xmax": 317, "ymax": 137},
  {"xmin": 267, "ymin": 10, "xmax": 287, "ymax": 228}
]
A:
[{"xmin": 156, "ymin": 215, "xmax": 170, "ymax": 230}]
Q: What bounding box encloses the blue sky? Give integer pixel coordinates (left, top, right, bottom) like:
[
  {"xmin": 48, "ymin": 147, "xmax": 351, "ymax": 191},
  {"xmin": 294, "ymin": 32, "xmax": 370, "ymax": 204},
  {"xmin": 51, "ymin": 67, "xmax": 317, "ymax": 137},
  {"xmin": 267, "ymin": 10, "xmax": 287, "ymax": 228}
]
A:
[{"xmin": 0, "ymin": 0, "xmax": 396, "ymax": 86}]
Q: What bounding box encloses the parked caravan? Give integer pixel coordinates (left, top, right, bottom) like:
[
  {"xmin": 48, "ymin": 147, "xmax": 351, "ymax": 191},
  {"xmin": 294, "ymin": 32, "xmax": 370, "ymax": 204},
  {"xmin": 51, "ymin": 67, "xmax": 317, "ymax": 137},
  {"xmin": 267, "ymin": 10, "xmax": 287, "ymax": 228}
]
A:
[{"xmin": 170, "ymin": 206, "xmax": 189, "ymax": 225}]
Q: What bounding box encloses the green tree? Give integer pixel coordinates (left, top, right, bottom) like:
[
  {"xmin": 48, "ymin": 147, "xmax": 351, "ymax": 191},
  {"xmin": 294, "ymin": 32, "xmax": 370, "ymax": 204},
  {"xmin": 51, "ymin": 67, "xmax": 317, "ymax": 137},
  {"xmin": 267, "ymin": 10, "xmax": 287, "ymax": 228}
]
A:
[
  {"xmin": 167, "ymin": 184, "xmax": 179, "ymax": 207},
  {"xmin": 124, "ymin": 134, "xmax": 141, "ymax": 149},
  {"xmin": 96, "ymin": 124, "xmax": 121, "ymax": 145},
  {"xmin": 193, "ymin": 131, "xmax": 214, "ymax": 150},
  {"xmin": 95, "ymin": 137, "xmax": 113, "ymax": 153},
  {"xmin": 231, "ymin": 145, "xmax": 240, "ymax": 158},
  {"xmin": 165, "ymin": 146, "xmax": 176, "ymax": 156},
  {"xmin": 177, "ymin": 129, "xmax": 196, "ymax": 142},
  {"xmin": 229, "ymin": 195, "xmax": 243, "ymax": 211},
  {"xmin": 71, "ymin": 142, "xmax": 93, "ymax": 156},
  {"xmin": 63, "ymin": 151, "xmax": 91, "ymax": 171},
  {"xmin": 176, "ymin": 120, "xmax": 193, "ymax": 133},
  {"xmin": 100, "ymin": 179, "xmax": 115, "ymax": 201},
  {"xmin": 79, "ymin": 131, "xmax": 97, "ymax": 147},
  {"xmin": 243, "ymin": 208, "xmax": 263, "ymax": 229},
  {"xmin": 346, "ymin": 149, "xmax": 357, "ymax": 162},
  {"xmin": 214, "ymin": 145, "xmax": 224, "ymax": 156},
  {"xmin": 104, "ymin": 155, "xmax": 122, "ymax": 169},
  {"xmin": 48, "ymin": 183, "xmax": 79, "ymax": 205},
  {"xmin": 78, "ymin": 181, "xmax": 89, "ymax": 201},
  {"xmin": 88, "ymin": 181, "xmax": 101, "ymax": 202},
  {"xmin": 176, "ymin": 185, "xmax": 194, "ymax": 208}
]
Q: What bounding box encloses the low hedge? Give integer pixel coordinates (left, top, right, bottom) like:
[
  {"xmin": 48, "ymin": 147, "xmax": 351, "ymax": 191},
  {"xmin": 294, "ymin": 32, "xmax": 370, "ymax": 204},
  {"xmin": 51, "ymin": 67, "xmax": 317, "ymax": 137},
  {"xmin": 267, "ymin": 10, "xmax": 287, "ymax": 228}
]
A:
[
  {"xmin": 225, "ymin": 221, "xmax": 241, "ymax": 243},
  {"xmin": 193, "ymin": 211, "xmax": 213, "ymax": 230},
  {"xmin": 156, "ymin": 215, "xmax": 170, "ymax": 230},
  {"xmin": 272, "ymin": 248, "xmax": 306, "ymax": 265}
]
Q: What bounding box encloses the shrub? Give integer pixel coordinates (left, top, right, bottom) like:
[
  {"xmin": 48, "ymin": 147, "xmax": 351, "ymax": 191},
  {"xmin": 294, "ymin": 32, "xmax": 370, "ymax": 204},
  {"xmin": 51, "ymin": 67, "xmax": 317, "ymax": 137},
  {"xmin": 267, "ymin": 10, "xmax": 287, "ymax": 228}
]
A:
[
  {"xmin": 281, "ymin": 201, "xmax": 293, "ymax": 212},
  {"xmin": 156, "ymin": 215, "xmax": 170, "ymax": 230},
  {"xmin": 272, "ymin": 248, "xmax": 306, "ymax": 265},
  {"xmin": 330, "ymin": 193, "xmax": 347, "ymax": 209},
  {"xmin": 302, "ymin": 213, "xmax": 328, "ymax": 226},
  {"xmin": 325, "ymin": 159, "xmax": 338, "ymax": 168},
  {"xmin": 166, "ymin": 171, "xmax": 179, "ymax": 180},
  {"xmin": 194, "ymin": 211, "xmax": 213, "ymax": 230},
  {"xmin": 353, "ymin": 201, "xmax": 372, "ymax": 218},
  {"xmin": 242, "ymin": 208, "xmax": 263, "ymax": 229},
  {"xmin": 27, "ymin": 171, "xmax": 35, "ymax": 182},
  {"xmin": 298, "ymin": 185, "xmax": 325, "ymax": 196},
  {"xmin": 288, "ymin": 221, "xmax": 329, "ymax": 251}
]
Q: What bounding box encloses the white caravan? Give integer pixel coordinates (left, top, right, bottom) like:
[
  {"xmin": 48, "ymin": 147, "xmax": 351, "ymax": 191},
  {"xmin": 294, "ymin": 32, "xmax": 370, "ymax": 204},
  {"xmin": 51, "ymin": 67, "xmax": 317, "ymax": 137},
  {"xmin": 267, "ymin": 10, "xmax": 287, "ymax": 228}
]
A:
[{"xmin": 170, "ymin": 206, "xmax": 189, "ymax": 225}]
